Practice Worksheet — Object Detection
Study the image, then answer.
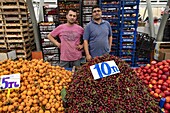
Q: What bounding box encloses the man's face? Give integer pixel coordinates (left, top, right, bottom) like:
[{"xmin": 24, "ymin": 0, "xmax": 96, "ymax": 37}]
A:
[
  {"xmin": 66, "ymin": 10, "xmax": 77, "ymax": 24},
  {"xmin": 92, "ymin": 8, "xmax": 102, "ymax": 20}
]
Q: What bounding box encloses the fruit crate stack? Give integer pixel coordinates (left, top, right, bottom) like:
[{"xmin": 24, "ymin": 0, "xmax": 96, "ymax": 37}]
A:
[
  {"xmin": 119, "ymin": 0, "xmax": 140, "ymax": 67},
  {"xmin": 38, "ymin": 22, "xmax": 60, "ymax": 66},
  {"xmin": 163, "ymin": 19, "xmax": 170, "ymax": 41},
  {"xmin": 0, "ymin": 0, "xmax": 36, "ymax": 60},
  {"xmin": 99, "ymin": 0, "xmax": 121, "ymax": 56},
  {"xmin": 43, "ymin": 6, "xmax": 59, "ymax": 25},
  {"xmin": 134, "ymin": 32, "xmax": 155, "ymax": 67},
  {"xmin": 82, "ymin": 0, "xmax": 98, "ymax": 28},
  {"xmin": 0, "ymin": 9, "xmax": 6, "ymax": 49},
  {"xmin": 58, "ymin": 0, "xmax": 82, "ymax": 25}
]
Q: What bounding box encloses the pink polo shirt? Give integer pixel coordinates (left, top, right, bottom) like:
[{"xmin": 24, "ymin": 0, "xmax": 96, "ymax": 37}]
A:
[{"xmin": 50, "ymin": 24, "xmax": 84, "ymax": 61}]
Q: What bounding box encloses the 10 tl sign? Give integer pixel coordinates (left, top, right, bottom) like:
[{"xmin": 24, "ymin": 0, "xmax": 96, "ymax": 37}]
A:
[{"xmin": 90, "ymin": 60, "xmax": 120, "ymax": 80}]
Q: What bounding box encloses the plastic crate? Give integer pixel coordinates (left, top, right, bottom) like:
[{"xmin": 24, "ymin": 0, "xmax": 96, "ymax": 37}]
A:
[
  {"xmin": 121, "ymin": 1, "xmax": 139, "ymax": 6},
  {"xmin": 43, "ymin": 47, "xmax": 59, "ymax": 54},
  {"xmin": 119, "ymin": 50, "xmax": 135, "ymax": 56},
  {"xmin": 119, "ymin": 36, "xmax": 136, "ymax": 42},
  {"xmin": 101, "ymin": 4, "xmax": 120, "ymax": 8},
  {"xmin": 123, "ymin": 24, "xmax": 136, "ymax": 28},
  {"xmin": 122, "ymin": 31, "xmax": 136, "ymax": 35},
  {"xmin": 136, "ymin": 32, "xmax": 155, "ymax": 56},
  {"xmin": 123, "ymin": 9, "xmax": 138, "ymax": 14},
  {"xmin": 123, "ymin": 17, "xmax": 136, "ymax": 21}
]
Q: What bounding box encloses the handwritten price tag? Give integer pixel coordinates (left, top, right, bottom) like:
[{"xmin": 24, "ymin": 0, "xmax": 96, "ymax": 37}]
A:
[
  {"xmin": 0, "ymin": 73, "xmax": 20, "ymax": 90},
  {"xmin": 90, "ymin": 60, "xmax": 120, "ymax": 80}
]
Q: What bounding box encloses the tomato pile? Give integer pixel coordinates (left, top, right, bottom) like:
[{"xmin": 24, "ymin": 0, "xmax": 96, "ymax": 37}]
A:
[{"xmin": 135, "ymin": 59, "xmax": 170, "ymax": 112}]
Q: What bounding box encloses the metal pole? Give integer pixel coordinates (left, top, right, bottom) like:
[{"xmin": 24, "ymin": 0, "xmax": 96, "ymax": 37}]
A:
[
  {"xmin": 26, "ymin": 0, "xmax": 41, "ymax": 51},
  {"xmin": 156, "ymin": 0, "xmax": 170, "ymax": 41},
  {"xmin": 38, "ymin": 0, "xmax": 44, "ymax": 23},
  {"xmin": 143, "ymin": 6, "xmax": 147, "ymax": 21},
  {"xmin": 146, "ymin": 0, "xmax": 155, "ymax": 38}
]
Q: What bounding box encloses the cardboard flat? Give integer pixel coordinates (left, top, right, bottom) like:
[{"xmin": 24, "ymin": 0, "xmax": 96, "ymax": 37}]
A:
[{"xmin": 0, "ymin": 49, "xmax": 17, "ymax": 61}]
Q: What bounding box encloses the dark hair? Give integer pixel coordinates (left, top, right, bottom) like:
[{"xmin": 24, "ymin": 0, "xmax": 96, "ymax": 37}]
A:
[
  {"xmin": 92, "ymin": 5, "xmax": 101, "ymax": 12},
  {"xmin": 66, "ymin": 9, "xmax": 77, "ymax": 15}
]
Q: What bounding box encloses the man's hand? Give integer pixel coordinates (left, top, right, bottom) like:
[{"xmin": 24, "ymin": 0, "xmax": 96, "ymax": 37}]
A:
[
  {"xmin": 57, "ymin": 43, "xmax": 61, "ymax": 48},
  {"xmin": 76, "ymin": 44, "xmax": 83, "ymax": 51},
  {"xmin": 86, "ymin": 54, "xmax": 92, "ymax": 61}
]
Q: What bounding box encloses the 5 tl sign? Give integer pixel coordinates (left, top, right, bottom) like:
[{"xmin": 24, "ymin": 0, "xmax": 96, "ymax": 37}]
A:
[
  {"xmin": 0, "ymin": 73, "xmax": 20, "ymax": 90},
  {"xmin": 90, "ymin": 60, "xmax": 120, "ymax": 80}
]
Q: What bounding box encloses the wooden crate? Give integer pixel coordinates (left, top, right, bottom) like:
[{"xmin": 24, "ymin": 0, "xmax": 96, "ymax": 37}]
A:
[
  {"xmin": 16, "ymin": 50, "xmax": 31, "ymax": 59},
  {"xmin": 4, "ymin": 25, "xmax": 28, "ymax": 32},
  {"xmin": 5, "ymin": 27, "xmax": 28, "ymax": 32},
  {"xmin": 0, "ymin": 0, "xmax": 25, "ymax": 3},
  {"xmin": 0, "ymin": 42, "xmax": 7, "ymax": 48},
  {"xmin": 6, "ymin": 36, "xmax": 30, "ymax": 43},
  {"xmin": 8, "ymin": 42, "xmax": 30, "ymax": 49},
  {"xmin": 0, "ymin": 37, "xmax": 5, "ymax": 43}
]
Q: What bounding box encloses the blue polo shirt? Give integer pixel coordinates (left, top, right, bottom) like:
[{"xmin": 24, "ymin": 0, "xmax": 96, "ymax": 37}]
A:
[{"xmin": 83, "ymin": 19, "xmax": 112, "ymax": 58}]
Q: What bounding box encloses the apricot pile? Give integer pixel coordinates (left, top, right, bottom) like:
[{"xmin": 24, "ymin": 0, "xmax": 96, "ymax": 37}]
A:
[{"xmin": 0, "ymin": 58, "xmax": 72, "ymax": 113}]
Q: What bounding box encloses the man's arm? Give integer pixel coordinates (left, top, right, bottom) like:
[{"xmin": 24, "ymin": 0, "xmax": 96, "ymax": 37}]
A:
[
  {"xmin": 47, "ymin": 34, "xmax": 61, "ymax": 48},
  {"xmin": 108, "ymin": 36, "xmax": 112, "ymax": 52},
  {"xmin": 84, "ymin": 40, "xmax": 92, "ymax": 61}
]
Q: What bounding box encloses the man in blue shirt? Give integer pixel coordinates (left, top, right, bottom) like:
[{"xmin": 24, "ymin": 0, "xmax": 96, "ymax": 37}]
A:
[{"xmin": 83, "ymin": 5, "xmax": 112, "ymax": 61}]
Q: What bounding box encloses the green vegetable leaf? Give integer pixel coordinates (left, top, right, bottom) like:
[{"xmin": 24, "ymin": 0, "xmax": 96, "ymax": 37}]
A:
[{"xmin": 61, "ymin": 88, "xmax": 67, "ymax": 102}]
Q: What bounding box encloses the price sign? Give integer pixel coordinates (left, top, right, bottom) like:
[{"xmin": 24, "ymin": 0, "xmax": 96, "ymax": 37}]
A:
[
  {"xmin": 0, "ymin": 73, "xmax": 20, "ymax": 90},
  {"xmin": 90, "ymin": 60, "xmax": 120, "ymax": 80}
]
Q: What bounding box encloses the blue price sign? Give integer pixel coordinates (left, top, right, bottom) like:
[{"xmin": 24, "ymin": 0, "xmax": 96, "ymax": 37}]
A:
[
  {"xmin": 0, "ymin": 73, "xmax": 20, "ymax": 90},
  {"xmin": 90, "ymin": 60, "xmax": 120, "ymax": 80}
]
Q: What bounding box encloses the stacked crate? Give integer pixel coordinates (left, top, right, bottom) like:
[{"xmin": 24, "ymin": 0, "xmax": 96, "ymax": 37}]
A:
[
  {"xmin": 39, "ymin": 22, "xmax": 60, "ymax": 66},
  {"xmin": 58, "ymin": 0, "xmax": 82, "ymax": 25},
  {"xmin": 43, "ymin": 6, "xmax": 59, "ymax": 25},
  {"xmin": 99, "ymin": 0, "xmax": 121, "ymax": 56},
  {"xmin": 119, "ymin": 0, "xmax": 140, "ymax": 66},
  {"xmin": 82, "ymin": 0, "xmax": 98, "ymax": 28},
  {"xmin": 0, "ymin": 0, "xmax": 36, "ymax": 60},
  {"xmin": 0, "ymin": 8, "xmax": 6, "ymax": 49}
]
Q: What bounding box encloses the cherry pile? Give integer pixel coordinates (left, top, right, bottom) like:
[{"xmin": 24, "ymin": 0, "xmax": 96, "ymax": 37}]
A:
[{"xmin": 65, "ymin": 54, "xmax": 160, "ymax": 112}]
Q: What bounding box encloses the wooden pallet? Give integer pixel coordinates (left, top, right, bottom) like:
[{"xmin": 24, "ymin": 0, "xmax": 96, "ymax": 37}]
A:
[
  {"xmin": 0, "ymin": 28, "xmax": 4, "ymax": 32},
  {"xmin": 15, "ymin": 47, "xmax": 30, "ymax": 53},
  {"xmin": 0, "ymin": 42, "xmax": 7, "ymax": 48},
  {"xmin": 0, "ymin": 6, "xmax": 27, "ymax": 9},
  {"xmin": 0, "ymin": 0, "xmax": 25, "ymax": 3},
  {"xmin": 8, "ymin": 44, "xmax": 30, "ymax": 49},
  {"xmin": 0, "ymin": 10, "xmax": 27, "ymax": 15},
  {"xmin": 0, "ymin": 37, "xmax": 5, "ymax": 43},
  {"xmin": 16, "ymin": 50, "xmax": 31, "ymax": 59},
  {"xmin": 6, "ymin": 37, "xmax": 30, "ymax": 43},
  {"xmin": 5, "ymin": 28, "xmax": 28, "ymax": 32},
  {"xmin": 5, "ymin": 33, "xmax": 29, "ymax": 38}
]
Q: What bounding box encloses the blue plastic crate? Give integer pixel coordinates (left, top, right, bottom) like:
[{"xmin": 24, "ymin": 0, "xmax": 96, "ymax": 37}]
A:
[
  {"xmin": 112, "ymin": 33, "xmax": 119, "ymax": 37},
  {"xmin": 120, "ymin": 37, "xmax": 136, "ymax": 42},
  {"xmin": 110, "ymin": 51, "xmax": 118, "ymax": 56},
  {"xmin": 135, "ymin": 57, "xmax": 150, "ymax": 62},
  {"xmin": 111, "ymin": 25, "xmax": 120, "ymax": 30},
  {"xmin": 123, "ymin": 24, "xmax": 136, "ymax": 28},
  {"xmin": 119, "ymin": 45, "xmax": 135, "ymax": 49},
  {"xmin": 122, "ymin": 31, "xmax": 136, "ymax": 35},
  {"xmin": 123, "ymin": 9, "xmax": 138, "ymax": 14},
  {"xmin": 121, "ymin": 1, "xmax": 139, "ymax": 6},
  {"xmin": 102, "ymin": 12, "xmax": 120, "ymax": 15},
  {"xmin": 101, "ymin": 4, "xmax": 120, "ymax": 8},
  {"xmin": 119, "ymin": 50, "xmax": 135, "ymax": 56},
  {"xmin": 65, "ymin": 68, "xmax": 72, "ymax": 71},
  {"xmin": 123, "ymin": 17, "xmax": 136, "ymax": 21}
]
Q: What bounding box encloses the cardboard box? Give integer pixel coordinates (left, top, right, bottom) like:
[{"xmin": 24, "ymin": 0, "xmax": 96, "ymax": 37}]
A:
[
  {"xmin": 158, "ymin": 49, "xmax": 170, "ymax": 61},
  {"xmin": 154, "ymin": 41, "xmax": 170, "ymax": 60},
  {"xmin": 0, "ymin": 49, "xmax": 17, "ymax": 61}
]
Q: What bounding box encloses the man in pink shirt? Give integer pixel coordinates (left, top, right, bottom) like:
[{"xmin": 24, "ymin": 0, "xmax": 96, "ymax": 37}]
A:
[{"xmin": 47, "ymin": 9, "xmax": 84, "ymax": 68}]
